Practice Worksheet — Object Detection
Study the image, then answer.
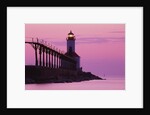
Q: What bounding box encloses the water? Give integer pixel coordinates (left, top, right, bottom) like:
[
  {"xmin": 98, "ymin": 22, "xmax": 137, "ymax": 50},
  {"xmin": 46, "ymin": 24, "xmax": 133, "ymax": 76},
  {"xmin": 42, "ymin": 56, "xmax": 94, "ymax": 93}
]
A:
[{"xmin": 25, "ymin": 77, "xmax": 125, "ymax": 90}]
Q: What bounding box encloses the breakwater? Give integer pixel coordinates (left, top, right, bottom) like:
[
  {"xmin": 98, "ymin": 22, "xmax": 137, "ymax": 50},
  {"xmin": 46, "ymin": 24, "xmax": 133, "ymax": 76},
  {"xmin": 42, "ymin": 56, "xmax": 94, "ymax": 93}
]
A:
[{"xmin": 25, "ymin": 65, "xmax": 102, "ymax": 84}]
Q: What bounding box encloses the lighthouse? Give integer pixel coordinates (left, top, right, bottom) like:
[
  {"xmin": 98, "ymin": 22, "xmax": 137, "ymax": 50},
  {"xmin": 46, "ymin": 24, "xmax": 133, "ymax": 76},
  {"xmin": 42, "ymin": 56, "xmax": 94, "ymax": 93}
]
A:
[{"xmin": 65, "ymin": 30, "xmax": 80, "ymax": 70}]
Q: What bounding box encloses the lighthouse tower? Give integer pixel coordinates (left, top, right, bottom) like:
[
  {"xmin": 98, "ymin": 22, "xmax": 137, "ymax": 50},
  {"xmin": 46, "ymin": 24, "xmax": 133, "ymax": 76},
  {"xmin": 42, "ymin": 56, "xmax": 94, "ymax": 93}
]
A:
[
  {"xmin": 65, "ymin": 30, "xmax": 80, "ymax": 70},
  {"xmin": 67, "ymin": 30, "xmax": 75, "ymax": 52}
]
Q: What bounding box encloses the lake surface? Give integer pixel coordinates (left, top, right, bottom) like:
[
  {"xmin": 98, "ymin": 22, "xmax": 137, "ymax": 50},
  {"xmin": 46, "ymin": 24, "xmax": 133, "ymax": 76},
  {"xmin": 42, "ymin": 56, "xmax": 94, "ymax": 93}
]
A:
[{"xmin": 25, "ymin": 77, "xmax": 125, "ymax": 90}]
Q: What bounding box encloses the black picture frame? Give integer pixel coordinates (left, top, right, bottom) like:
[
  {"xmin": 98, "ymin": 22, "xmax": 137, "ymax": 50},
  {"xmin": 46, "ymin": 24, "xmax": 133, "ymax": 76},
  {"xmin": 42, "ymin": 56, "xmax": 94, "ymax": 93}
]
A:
[{"xmin": 1, "ymin": 0, "xmax": 148, "ymax": 113}]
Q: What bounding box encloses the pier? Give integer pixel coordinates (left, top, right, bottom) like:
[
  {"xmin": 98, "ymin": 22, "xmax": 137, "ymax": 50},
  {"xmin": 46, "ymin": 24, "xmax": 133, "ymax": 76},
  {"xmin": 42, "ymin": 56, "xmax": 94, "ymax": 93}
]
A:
[{"xmin": 25, "ymin": 38, "xmax": 76, "ymax": 70}]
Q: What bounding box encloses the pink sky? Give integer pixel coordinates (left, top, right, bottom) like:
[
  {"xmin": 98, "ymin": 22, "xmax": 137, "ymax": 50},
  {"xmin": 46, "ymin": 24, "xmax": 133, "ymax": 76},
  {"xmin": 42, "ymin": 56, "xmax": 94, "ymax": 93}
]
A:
[{"xmin": 25, "ymin": 24, "xmax": 125, "ymax": 78}]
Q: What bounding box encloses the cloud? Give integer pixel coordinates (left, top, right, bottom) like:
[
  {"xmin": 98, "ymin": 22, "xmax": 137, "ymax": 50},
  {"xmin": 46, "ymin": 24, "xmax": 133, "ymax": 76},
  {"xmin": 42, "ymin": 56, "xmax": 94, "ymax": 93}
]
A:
[
  {"xmin": 109, "ymin": 31, "xmax": 125, "ymax": 33},
  {"xmin": 76, "ymin": 36, "xmax": 124, "ymax": 44}
]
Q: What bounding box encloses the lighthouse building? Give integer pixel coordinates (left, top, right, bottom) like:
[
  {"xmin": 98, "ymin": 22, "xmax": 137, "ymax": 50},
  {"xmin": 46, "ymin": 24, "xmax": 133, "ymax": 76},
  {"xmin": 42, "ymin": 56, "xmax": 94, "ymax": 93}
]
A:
[{"xmin": 63, "ymin": 30, "xmax": 80, "ymax": 70}]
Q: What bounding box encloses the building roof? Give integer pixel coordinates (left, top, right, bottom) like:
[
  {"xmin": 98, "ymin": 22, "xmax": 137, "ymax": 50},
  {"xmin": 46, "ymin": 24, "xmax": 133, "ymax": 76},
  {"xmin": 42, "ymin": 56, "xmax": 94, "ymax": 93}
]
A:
[
  {"xmin": 65, "ymin": 52, "xmax": 80, "ymax": 57},
  {"xmin": 68, "ymin": 30, "xmax": 74, "ymax": 35}
]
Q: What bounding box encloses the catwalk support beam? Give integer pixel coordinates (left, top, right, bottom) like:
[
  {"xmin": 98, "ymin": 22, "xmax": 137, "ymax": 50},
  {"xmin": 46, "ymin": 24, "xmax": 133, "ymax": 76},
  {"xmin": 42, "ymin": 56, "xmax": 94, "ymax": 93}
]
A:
[
  {"xmin": 31, "ymin": 43, "xmax": 39, "ymax": 66},
  {"xmin": 46, "ymin": 49, "xmax": 48, "ymax": 67},
  {"xmin": 43, "ymin": 47, "xmax": 45, "ymax": 67},
  {"xmin": 39, "ymin": 46, "xmax": 42, "ymax": 66},
  {"xmin": 49, "ymin": 50, "xmax": 50, "ymax": 67}
]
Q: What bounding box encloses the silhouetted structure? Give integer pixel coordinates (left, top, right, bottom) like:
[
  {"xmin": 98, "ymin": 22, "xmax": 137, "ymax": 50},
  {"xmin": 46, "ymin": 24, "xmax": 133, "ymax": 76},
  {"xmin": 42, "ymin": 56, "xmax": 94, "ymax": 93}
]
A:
[{"xmin": 25, "ymin": 31, "xmax": 103, "ymax": 84}]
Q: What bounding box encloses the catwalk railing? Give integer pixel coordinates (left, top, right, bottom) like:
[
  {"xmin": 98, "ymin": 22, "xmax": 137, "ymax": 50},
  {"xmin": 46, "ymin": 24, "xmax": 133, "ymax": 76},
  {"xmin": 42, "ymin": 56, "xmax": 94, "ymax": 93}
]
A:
[{"xmin": 25, "ymin": 38, "xmax": 76, "ymax": 70}]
